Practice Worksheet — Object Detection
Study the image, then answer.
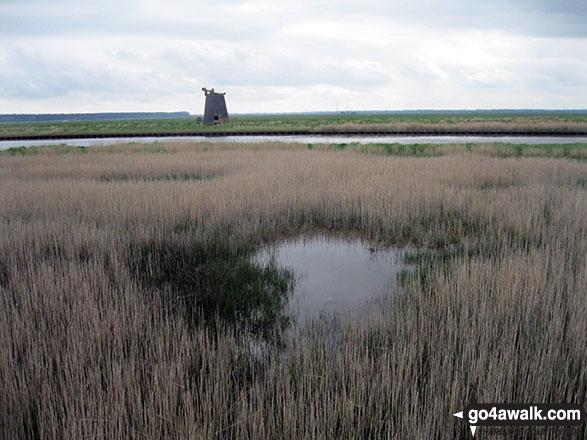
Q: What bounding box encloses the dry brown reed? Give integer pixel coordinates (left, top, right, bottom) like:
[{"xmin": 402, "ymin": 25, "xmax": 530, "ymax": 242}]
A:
[
  {"xmin": 313, "ymin": 119, "xmax": 587, "ymax": 133},
  {"xmin": 0, "ymin": 142, "xmax": 585, "ymax": 439}
]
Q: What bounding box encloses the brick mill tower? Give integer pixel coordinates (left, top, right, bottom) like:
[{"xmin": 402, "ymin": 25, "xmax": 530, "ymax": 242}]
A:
[{"xmin": 202, "ymin": 87, "xmax": 229, "ymax": 125}]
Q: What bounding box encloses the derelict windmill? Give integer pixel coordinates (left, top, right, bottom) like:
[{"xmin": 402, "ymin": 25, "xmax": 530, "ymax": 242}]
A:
[{"xmin": 202, "ymin": 87, "xmax": 229, "ymax": 125}]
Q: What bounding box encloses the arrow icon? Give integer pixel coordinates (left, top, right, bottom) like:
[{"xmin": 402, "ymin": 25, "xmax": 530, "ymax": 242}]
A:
[{"xmin": 453, "ymin": 410, "xmax": 477, "ymax": 436}]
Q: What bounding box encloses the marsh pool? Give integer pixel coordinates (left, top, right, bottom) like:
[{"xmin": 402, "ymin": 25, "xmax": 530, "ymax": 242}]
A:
[{"xmin": 255, "ymin": 235, "xmax": 414, "ymax": 324}]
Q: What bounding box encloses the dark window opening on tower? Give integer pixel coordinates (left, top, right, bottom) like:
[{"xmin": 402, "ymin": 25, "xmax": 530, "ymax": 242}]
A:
[{"xmin": 214, "ymin": 115, "xmax": 219, "ymax": 120}]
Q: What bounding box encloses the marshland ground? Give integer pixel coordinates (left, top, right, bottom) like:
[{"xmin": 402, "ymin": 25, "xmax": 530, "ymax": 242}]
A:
[
  {"xmin": 1, "ymin": 111, "xmax": 587, "ymax": 137},
  {"xmin": 1, "ymin": 140, "xmax": 585, "ymax": 439}
]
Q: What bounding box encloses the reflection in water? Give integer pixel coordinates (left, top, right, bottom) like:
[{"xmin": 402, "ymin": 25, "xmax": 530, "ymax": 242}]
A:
[{"xmin": 256, "ymin": 236, "xmax": 413, "ymax": 324}]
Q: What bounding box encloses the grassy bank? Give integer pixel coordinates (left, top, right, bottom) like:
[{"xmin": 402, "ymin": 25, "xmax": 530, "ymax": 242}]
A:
[
  {"xmin": 1, "ymin": 112, "xmax": 587, "ymax": 137},
  {"xmin": 3, "ymin": 140, "xmax": 587, "ymax": 161},
  {"xmin": 1, "ymin": 142, "xmax": 585, "ymax": 438},
  {"xmin": 311, "ymin": 141, "xmax": 587, "ymax": 160}
]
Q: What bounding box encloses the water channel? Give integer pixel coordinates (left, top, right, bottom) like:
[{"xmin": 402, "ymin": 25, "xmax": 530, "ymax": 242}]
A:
[{"xmin": 1, "ymin": 134, "xmax": 587, "ymax": 150}]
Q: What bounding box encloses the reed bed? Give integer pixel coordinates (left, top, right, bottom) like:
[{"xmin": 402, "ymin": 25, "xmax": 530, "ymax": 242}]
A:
[
  {"xmin": 313, "ymin": 119, "xmax": 587, "ymax": 134},
  {"xmin": 0, "ymin": 142, "xmax": 585, "ymax": 439}
]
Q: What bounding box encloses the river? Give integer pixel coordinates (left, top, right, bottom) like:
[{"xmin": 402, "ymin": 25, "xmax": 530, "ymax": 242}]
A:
[{"xmin": 1, "ymin": 134, "xmax": 587, "ymax": 150}]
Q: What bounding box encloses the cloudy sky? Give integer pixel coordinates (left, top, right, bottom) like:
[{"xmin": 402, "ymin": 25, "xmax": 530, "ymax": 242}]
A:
[{"xmin": 1, "ymin": 0, "xmax": 586, "ymax": 114}]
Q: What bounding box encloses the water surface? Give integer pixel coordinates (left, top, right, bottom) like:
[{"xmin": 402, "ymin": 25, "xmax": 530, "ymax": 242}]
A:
[
  {"xmin": 255, "ymin": 236, "xmax": 413, "ymax": 324},
  {"xmin": 1, "ymin": 134, "xmax": 586, "ymax": 150}
]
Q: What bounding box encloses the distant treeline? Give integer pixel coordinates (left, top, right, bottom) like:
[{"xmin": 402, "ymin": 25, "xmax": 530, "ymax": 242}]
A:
[
  {"xmin": 239, "ymin": 109, "xmax": 587, "ymax": 117},
  {"xmin": 364, "ymin": 109, "xmax": 587, "ymax": 115},
  {"xmin": 0, "ymin": 112, "xmax": 191, "ymax": 123}
]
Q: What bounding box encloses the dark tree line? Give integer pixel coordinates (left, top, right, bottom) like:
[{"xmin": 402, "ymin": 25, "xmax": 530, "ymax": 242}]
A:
[{"xmin": 0, "ymin": 112, "xmax": 191, "ymax": 123}]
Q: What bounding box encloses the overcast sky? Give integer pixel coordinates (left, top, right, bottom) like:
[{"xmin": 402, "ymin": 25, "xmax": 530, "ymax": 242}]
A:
[{"xmin": 1, "ymin": 0, "xmax": 586, "ymax": 114}]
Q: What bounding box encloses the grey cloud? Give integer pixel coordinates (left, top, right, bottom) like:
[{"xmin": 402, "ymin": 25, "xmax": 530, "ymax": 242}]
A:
[
  {"xmin": 0, "ymin": 0, "xmax": 585, "ymax": 112},
  {"xmin": 311, "ymin": 0, "xmax": 587, "ymax": 38},
  {"xmin": 0, "ymin": 1, "xmax": 283, "ymax": 41},
  {"xmin": 158, "ymin": 46, "xmax": 390, "ymax": 88},
  {"xmin": 513, "ymin": 0, "xmax": 587, "ymax": 16},
  {"xmin": 3, "ymin": 0, "xmax": 586, "ymax": 40},
  {"xmin": 0, "ymin": 47, "xmax": 194, "ymax": 100}
]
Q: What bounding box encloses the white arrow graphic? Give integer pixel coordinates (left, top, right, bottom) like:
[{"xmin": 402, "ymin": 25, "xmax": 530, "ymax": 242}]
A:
[{"xmin": 453, "ymin": 411, "xmax": 477, "ymax": 437}]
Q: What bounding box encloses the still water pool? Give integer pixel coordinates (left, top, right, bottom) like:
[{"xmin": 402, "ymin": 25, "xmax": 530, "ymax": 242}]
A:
[{"xmin": 255, "ymin": 235, "xmax": 413, "ymax": 324}]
